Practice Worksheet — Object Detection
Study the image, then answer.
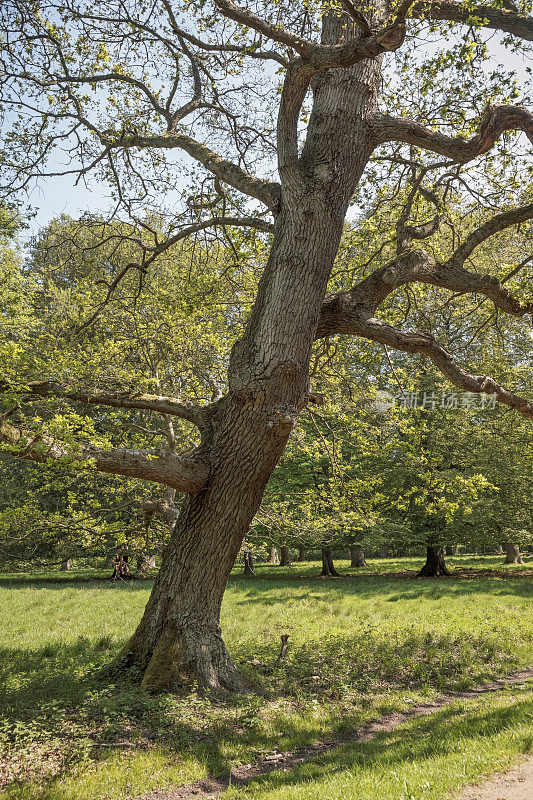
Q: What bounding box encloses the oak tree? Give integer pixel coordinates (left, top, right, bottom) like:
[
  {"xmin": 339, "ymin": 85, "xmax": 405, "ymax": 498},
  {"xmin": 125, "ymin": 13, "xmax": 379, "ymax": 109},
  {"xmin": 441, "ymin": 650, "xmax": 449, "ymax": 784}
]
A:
[{"xmin": 1, "ymin": 0, "xmax": 532, "ymax": 691}]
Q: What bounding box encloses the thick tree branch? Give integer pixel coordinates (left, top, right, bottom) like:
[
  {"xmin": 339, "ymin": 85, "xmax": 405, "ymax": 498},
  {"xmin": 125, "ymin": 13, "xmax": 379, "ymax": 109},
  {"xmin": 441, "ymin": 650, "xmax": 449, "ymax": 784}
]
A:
[
  {"xmin": 449, "ymin": 202, "xmax": 533, "ymax": 267},
  {"xmin": 214, "ymin": 0, "xmax": 315, "ymax": 57},
  {"xmin": 315, "ymin": 308, "xmax": 533, "ymax": 418},
  {"xmin": 374, "ymin": 104, "xmax": 533, "ymax": 161},
  {"xmin": 0, "ymin": 419, "xmax": 210, "ymax": 493},
  {"xmin": 277, "ymin": 23, "xmax": 407, "ymax": 174},
  {"xmin": 101, "ymin": 130, "xmax": 281, "ymax": 211},
  {"xmin": 216, "ymin": 0, "xmax": 407, "ymax": 67},
  {"xmin": 0, "ymin": 381, "xmax": 208, "ymax": 428},
  {"xmin": 410, "ymin": 1, "xmax": 533, "ymax": 42},
  {"xmin": 160, "ymin": 0, "xmax": 289, "ymax": 65}
]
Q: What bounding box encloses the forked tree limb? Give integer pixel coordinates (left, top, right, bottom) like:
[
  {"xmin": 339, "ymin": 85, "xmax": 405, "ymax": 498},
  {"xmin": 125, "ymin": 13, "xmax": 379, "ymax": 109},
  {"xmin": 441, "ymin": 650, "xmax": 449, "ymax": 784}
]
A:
[
  {"xmin": 0, "ymin": 419, "xmax": 210, "ymax": 492},
  {"xmin": 373, "ymin": 104, "xmax": 533, "ymax": 161},
  {"xmin": 101, "ymin": 131, "xmax": 282, "ymax": 211},
  {"xmin": 448, "ymin": 202, "xmax": 533, "ymax": 267},
  {"xmin": 214, "ymin": 0, "xmax": 316, "ymax": 56}
]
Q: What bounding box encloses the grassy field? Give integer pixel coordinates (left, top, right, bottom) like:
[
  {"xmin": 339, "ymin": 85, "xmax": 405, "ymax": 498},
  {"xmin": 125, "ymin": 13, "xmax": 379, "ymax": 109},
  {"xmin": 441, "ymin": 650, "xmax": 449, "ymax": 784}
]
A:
[{"xmin": 0, "ymin": 555, "xmax": 531, "ymax": 799}]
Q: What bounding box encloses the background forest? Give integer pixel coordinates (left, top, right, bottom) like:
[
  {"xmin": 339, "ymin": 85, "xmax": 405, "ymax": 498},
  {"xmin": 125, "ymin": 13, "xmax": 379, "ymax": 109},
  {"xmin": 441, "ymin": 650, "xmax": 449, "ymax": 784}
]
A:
[{"xmin": 1, "ymin": 201, "xmax": 531, "ymax": 573}]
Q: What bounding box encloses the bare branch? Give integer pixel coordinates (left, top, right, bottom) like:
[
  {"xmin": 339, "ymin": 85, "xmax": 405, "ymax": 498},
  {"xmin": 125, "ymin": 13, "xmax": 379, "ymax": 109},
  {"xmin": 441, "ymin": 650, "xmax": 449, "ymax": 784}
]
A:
[
  {"xmin": 72, "ymin": 215, "xmax": 273, "ymax": 332},
  {"xmin": 339, "ymin": 0, "xmax": 373, "ymax": 37},
  {"xmin": 101, "ymin": 131, "xmax": 281, "ymax": 211},
  {"xmin": 449, "ymin": 202, "xmax": 533, "ymax": 267},
  {"xmin": 160, "ymin": 0, "xmax": 289, "ymax": 65},
  {"xmin": 410, "ymin": 1, "xmax": 533, "ymax": 42},
  {"xmin": 214, "ymin": 0, "xmax": 315, "ymax": 57},
  {"xmin": 374, "ymin": 104, "xmax": 533, "ymax": 161},
  {"xmin": 0, "ymin": 419, "xmax": 209, "ymax": 493}
]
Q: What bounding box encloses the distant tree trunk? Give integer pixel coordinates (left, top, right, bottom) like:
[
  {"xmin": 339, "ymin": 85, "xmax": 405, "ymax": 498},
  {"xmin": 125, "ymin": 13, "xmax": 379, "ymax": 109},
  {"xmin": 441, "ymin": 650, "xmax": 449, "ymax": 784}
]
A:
[
  {"xmin": 268, "ymin": 546, "xmax": 280, "ymax": 564},
  {"xmin": 136, "ymin": 553, "xmax": 156, "ymax": 576},
  {"xmin": 297, "ymin": 547, "xmax": 306, "ymax": 562},
  {"xmin": 379, "ymin": 546, "xmax": 388, "ymax": 557},
  {"xmin": 445, "ymin": 545, "xmax": 457, "ymax": 556},
  {"xmin": 495, "ymin": 544, "xmax": 504, "ymax": 555},
  {"xmin": 280, "ymin": 546, "xmax": 291, "ymax": 566},
  {"xmin": 350, "ymin": 546, "xmax": 367, "ymax": 567},
  {"xmin": 320, "ymin": 548, "xmax": 340, "ymax": 577},
  {"xmin": 417, "ymin": 546, "xmax": 451, "ymax": 577},
  {"xmin": 243, "ymin": 551, "xmax": 256, "ymax": 575},
  {"xmin": 111, "ymin": 553, "xmax": 133, "ymax": 581},
  {"xmin": 504, "ymin": 544, "xmax": 523, "ymax": 564},
  {"xmin": 60, "ymin": 557, "xmax": 72, "ymax": 571}
]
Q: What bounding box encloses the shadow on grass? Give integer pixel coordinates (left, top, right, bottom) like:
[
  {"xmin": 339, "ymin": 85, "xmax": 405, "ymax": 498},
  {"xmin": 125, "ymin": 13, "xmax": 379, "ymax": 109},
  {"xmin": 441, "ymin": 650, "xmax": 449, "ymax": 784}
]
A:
[
  {"xmin": 225, "ymin": 687, "xmax": 533, "ymax": 798},
  {"xmin": 0, "ymin": 637, "xmax": 233, "ymax": 784},
  {"xmin": 0, "ymin": 572, "xmax": 154, "ymax": 589},
  {"xmin": 226, "ymin": 571, "xmax": 533, "ymax": 602},
  {"xmin": 0, "ymin": 628, "xmax": 530, "ymax": 798}
]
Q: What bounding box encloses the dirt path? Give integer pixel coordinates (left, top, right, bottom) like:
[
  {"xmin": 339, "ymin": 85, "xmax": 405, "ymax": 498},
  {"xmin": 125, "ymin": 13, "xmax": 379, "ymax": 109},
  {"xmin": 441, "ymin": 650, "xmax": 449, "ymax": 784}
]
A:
[
  {"xmin": 455, "ymin": 754, "xmax": 533, "ymax": 800},
  {"xmin": 140, "ymin": 668, "xmax": 533, "ymax": 800}
]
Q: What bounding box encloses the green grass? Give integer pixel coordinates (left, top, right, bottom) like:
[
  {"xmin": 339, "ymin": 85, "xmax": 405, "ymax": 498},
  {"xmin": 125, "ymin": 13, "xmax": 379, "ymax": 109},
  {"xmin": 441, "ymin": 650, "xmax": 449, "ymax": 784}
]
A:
[
  {"xmin": 0, "ymin": 555, "xmax": 531, "ymax": 799},
  {"xmin": 223, "ymin": 686, "xmax": 533, "ymax": 800}
]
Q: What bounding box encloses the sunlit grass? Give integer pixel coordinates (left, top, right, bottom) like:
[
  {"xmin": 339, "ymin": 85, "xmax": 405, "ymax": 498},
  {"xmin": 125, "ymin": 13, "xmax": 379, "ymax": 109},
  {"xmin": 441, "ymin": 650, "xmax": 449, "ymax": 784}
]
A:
[
  {"xmin": 223, "ymin": 687, "xmax": 533, "ymax": 800},
  {"xmin": 0, "ymin": 556, "xmax": 531, "ymax": 799}
]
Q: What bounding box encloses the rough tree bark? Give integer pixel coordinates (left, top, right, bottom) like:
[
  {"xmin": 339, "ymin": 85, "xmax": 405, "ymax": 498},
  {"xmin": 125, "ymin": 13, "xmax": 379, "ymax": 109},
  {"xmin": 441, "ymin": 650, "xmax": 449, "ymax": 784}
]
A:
[
  {"xmin": 118, "ymin": 11, "xmax": 388, "ymax": 689},
  {"xmin": 417, "ymin": 546, "xmax": 452, "ymax": 577},
  {"xmin": 504, "ymin": 544, "xmax": 524, "ymax": 564},
  {"xmin": 297, "ymin": 547, "xmax": 306, "ymax": 562},
  {"xmin": 350, "ymin": 546, "xmax": 367, "ymax": 567},
  {"xmin": 279, "ymin": 546, "xmax": 292, "ymax": 566},
  {"xmin": 320, "ymin": 548, "xmax": 340, "ymax": 577}
]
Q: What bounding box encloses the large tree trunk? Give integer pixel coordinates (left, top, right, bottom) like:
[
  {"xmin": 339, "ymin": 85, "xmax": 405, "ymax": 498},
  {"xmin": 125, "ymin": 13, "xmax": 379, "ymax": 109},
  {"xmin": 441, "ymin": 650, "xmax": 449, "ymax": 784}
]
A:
[
  {"xmin": 350, "ymin": 546, "xmax": 367, "ymax": 567},
  {"xmin": 417, "ymin": 546, "xmax": 452, "ymax": 577},
  {"xmin": 268, "ymin": 546, "xmax": 280, "ymax": 564},
  {"xmin": 504, "ymin": 543, "xmax": 524, "ymax": 564},
  {"xmin": 297, "ymin": 547, "xmax": 306, "ymax": 562},
  {"xmin": 279, "ymin": 546, "xmax": 292, "ymax": 566},
  {"xmin": 320, "ymin": 548, "xmax": 340, "ymax": 577},
  {"xmin": 119, "ymin": 11, "xmax": 383, "ymax": 693}
]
